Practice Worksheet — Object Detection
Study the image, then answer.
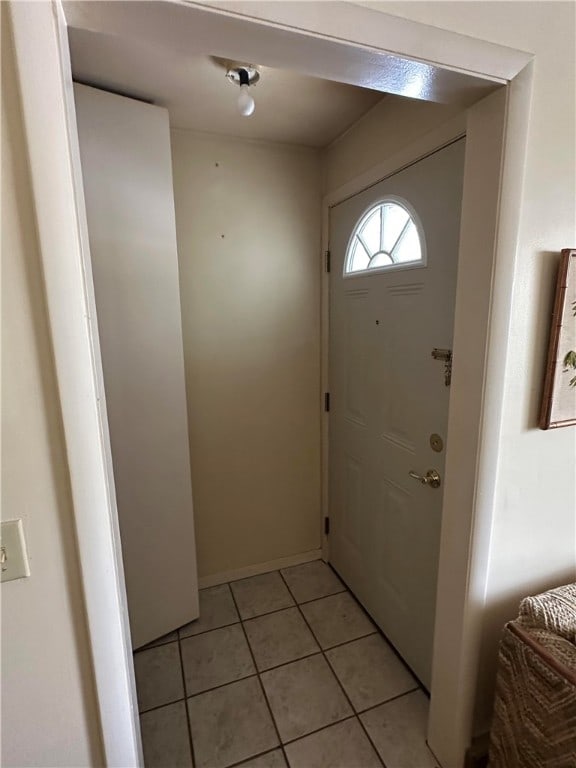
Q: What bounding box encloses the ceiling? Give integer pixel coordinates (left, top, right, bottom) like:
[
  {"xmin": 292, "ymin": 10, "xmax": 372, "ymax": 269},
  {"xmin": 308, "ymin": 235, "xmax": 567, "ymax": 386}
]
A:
[{"xmin": 68, "ymin": 27, "xmax": 384, "ymax": 148}]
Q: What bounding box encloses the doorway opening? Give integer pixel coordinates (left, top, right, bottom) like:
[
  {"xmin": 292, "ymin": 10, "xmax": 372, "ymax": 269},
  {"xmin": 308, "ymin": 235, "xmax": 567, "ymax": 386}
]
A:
[
  {"xmin": 71, "ymin": 37, "xmax": 463, "ymax": 763},
  {"xmin": 9, "ymin": 3, "xmax": 532, "ymax": 764}
]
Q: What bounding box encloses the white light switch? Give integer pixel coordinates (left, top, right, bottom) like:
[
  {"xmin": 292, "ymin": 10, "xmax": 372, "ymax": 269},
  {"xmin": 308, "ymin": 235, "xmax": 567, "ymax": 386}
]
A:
[{"xmin": 1, "ymin": 520, "xmax": 30, "ymax": 582}]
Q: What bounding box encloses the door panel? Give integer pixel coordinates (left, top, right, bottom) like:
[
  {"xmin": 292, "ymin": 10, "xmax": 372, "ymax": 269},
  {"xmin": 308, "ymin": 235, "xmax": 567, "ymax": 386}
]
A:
[
  {"xmin": 329, "ymin": 139, "xmax": 465, "ymax": 687},
  {"xmin": 344, "ymin": 290, "xmax": 370, "ymax": 426},
  {"xmin": 74, "ymin": 84, "xmax": 199, "ymax": 649}
]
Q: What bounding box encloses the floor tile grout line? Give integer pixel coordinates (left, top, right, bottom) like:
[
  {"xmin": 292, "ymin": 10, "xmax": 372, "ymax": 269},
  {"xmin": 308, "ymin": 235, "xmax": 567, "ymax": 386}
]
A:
[
  {"xmin": 137, "ymin": 635, "xmax": 179, "ymax": 651},
  {"xmin": 294, "ymin": 588, "xmax": 380, "ymax": 651},
  {"xmin": 220, "ymin": 559, "xmax": 330, "ymax": 590},
  {"xmin": 284, "ymin": 586, "xmax": 348, "ymax": 606},
  {"xmin": 178, "ymin": 618, "xmax": 240, "ymax": 642},
  {"xmin": 277, "ymin": 569, "xmax": 333, "ymax": 653},
  {"xmin": 355, "ymin": 685, "xmax": 422, "ymax": 716},
  {"xmin": 231, "ymin": 585, "xmax": 348, "ymax": 625},
  {"xmin": 187, "ymin": 672, "xmax": 260, "ymax": 703},
  {"xmin": 275, "ymin": 568, "xmax": 384, "ymax": 765},
  {"xmin": 322, "ymin": 629, "xmax": 379, "ymax": 652},
  {"xmin": 176, "ymin": 635, "xmax": 197, "ymax": 768},
  {"xmin": 354, "ymin": 712, "xmax": 388, "ymax": 768},
  {"xmin": 179, "ymin": 610, "xmax": 258, "ymax": 700},
  {"xmin": 225, "ymin": 569, "xmax": 290, "ymax": 588},
  {"xmin": 136, "ymin": 622, "xmax": 241, "ymax": 655},
  {"xmin": 179, "ymin": 623, "xmax": 377, "ymax": 679},
  {"xmin": 322, "ymin": 569, "xmax": 380, "ymax": 632},
  {"xmin": 139, "ymin": 695, "xmax": 187, "ymax": 716},
  {"xmin": 255, "ymin": 648, "xmax": 322, "ymax": 675},
  {"xmin": 281, "ymin": 713, "xmax": 357, "ymax": 748},
  {"xmin": 134, "ymin": 637, "xmax": 180, "ymax": 658},
  {"xmin": 277, "ymin": 571, "xmax": 381, "ymax": 676},
  {"xmin": 226, "ymin": 746, "xmax": 286, "ymax": 768},
  {"xmin": 254, "ymin": 674, "xmax": 290, "ymax": 768},
  {"xmin": 317, "ymin": 574, "xmax": 423, "ymax": 765},
  {"xmin": 320, "ymin": 629, "xmax": 387, "ymax": 768},
  {"xmin": 319, "ymin": 564, "xmax": 428, "ymax": 765},
  {"xmin": 180, "ymin": 624, "xmax": 380, "ymax": 687},
  {"xmin": 139, "ymin": 660, "xmax": 421, "ymax": 719},
  {"xmin": 236, "ymin": 602, "xmax": 296, "ymax": 623},
  {"xmin": 139, "ymin": 565, "xmax": 415, "ymax": 682},
  {"xmin": 138, "ymin": 601, "xmax": 322, "ymax": 654},
  {"xmin": 289, "ymin": 585, "xmax": 350, "ymax": 608},
  {"xmin": 167, "ymin": 586, "xmax": 354, "ymax": 649},
  {"xmin": 137, "ymin": 584, "xmax": 242, "ymax": 652},
  {"xmin": 321, "ymin": 648, "xmax": 389, "ymax": 768},
  {"xmin": 229, "ymin": 572, "xmax": 296, "ymax": 621},
  {"xmin": 228, "ymin": 579, "xmax": 290, "ymax": 767},
  {"xmin": 143, "ymin": 628, "xmax": 387, "ymax": 710},
  {"xmin": 137, "ymin": 571, "xmax": 417, "ymax": 680},
  {"xmin": 135, "ymin": 564, "xmax": 426, "ymax": 767},
  {"xmin": 278, "ymin": 569, "xmax": 387, "ymax": 768},
  {"xmin": 327, "ymin": 561, "xmax": 425, "ymax": 692}
]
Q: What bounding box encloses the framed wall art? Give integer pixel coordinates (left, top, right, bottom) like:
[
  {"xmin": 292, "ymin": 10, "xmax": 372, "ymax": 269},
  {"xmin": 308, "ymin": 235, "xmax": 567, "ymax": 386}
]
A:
[{"xmin": 539, "ymin": 248, "xmax": 576, "ymax": 429}]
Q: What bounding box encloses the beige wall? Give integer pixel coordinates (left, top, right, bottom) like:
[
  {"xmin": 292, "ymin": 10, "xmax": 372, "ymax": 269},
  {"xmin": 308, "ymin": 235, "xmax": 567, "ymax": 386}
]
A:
[
  {"xmin": 323, "ymin": 94, "xmax": 463, "ymax": 193},
  {"xmin": 5, "ymin": 2, "xmax": 574, "ymax": 762},
  {"xmin": 344, "ymin": 0, "xmax": 576, "ymax": 735},
  {"xmin": 0, "ymin": 11, "xmax": 103, "ymax": 767},
  {"xmin": 171, "ymin": 131, "xmax": 322, "ymax": 578}
]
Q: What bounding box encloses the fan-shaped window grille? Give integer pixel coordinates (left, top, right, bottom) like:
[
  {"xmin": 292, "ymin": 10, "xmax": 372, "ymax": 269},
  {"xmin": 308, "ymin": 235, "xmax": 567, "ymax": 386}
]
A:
[{"xmin": 345, "ymin": 200, "xmax": 424, "ymax": 274}]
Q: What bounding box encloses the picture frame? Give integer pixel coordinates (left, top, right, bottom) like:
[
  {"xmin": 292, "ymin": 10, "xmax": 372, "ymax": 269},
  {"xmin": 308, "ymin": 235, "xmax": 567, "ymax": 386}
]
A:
[{"xmin": 539, "ymin": 248, "xmax": 576, "ymax": 429}]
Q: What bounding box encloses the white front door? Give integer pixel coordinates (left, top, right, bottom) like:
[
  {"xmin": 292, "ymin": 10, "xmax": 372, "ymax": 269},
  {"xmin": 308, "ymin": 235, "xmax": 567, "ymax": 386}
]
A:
[{"xmin": 328, "ymin": 139, "xmax": 465, "ymax": 687}]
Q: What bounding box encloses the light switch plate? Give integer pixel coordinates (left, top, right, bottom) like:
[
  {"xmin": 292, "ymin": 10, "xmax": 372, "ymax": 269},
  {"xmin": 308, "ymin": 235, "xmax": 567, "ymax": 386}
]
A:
[{"xmin": 1, "ymin": 519, "xmax": 30, "ymax": 582}]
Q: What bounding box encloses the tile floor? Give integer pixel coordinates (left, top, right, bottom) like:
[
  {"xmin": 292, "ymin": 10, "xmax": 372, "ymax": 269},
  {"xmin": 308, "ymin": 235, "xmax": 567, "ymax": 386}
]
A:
[{"xmin": 135, "ymin": 560, "xmax": 440, "ymax": 768}]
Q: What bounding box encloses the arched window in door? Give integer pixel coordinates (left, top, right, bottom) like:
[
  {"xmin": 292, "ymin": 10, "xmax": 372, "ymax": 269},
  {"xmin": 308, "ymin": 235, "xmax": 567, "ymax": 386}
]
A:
[{"xmin": 344, "ymin": 199, "xmax": 425, "ymax": 274}]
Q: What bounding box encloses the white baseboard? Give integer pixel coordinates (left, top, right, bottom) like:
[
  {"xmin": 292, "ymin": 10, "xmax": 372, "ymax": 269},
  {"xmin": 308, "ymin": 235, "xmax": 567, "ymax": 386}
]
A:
[{"xmin": 198, "ymin": 549, "xmax": 324, "ymax": 589}]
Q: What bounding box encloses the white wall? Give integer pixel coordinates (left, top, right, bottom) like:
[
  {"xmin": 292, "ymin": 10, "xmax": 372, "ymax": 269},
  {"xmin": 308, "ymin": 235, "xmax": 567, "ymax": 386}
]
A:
[
  {"xmin": 0, "ymin": 11, "xmax": 103, "ymax": 766},
  {"xmin": 171, "ymin": 131, "xmax": 322, "ymax": 578},
  {"xmin": 346, "ymin": 0, "xmax": 576, "ymax": 735}
]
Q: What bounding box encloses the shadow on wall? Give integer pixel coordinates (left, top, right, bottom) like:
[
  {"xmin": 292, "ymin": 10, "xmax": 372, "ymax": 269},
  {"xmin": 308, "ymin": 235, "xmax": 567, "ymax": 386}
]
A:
[
  {"xmin": 526, "ymin": 250, "xmax": 564, "ymax": 430},
  {"xmin": 473, "ymin": 567, "xmax": 576, "ymax": 737}
]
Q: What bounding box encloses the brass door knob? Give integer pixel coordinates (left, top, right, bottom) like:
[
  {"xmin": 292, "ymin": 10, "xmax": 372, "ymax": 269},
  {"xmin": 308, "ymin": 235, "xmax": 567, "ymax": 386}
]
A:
[{"xmin": 408, "ymin": 469, "xmax": 441, "ymax": 489}]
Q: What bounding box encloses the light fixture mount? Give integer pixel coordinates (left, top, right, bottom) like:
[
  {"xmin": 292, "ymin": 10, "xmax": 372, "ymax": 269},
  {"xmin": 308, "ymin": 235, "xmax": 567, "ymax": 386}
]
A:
[{"xmin": 225, "ymin": 65, "xmax": 260, "ymax": 87}]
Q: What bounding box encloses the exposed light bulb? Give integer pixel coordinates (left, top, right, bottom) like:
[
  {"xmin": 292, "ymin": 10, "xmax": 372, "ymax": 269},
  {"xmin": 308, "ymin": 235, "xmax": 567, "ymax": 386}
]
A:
[{"xmin": 237, "ymin": 84, "xmax": 255, "ymax": 117}]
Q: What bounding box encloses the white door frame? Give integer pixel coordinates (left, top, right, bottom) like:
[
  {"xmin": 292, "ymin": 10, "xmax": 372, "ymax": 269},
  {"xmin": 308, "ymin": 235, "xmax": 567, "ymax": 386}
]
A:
[{"xmin": 9, "ymin": 1, "xmax": 533, "ymax": 765}]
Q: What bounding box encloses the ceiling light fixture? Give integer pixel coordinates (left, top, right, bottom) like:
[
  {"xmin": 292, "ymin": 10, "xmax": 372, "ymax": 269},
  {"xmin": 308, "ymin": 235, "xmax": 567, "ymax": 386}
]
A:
[{"xmin": 226, "ymin": 65, "xmax": 260, "ymax": 117}]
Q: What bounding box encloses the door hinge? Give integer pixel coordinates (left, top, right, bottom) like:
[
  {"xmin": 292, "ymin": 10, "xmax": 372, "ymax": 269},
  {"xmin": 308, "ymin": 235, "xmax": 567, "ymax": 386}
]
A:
[
  {"xmin": 325, "ymin": 250, "xmax": 331, "ymax": 273},
  {"xmin": 324, "ymin": 517, "xmax": 330, "ymax": 535},
  {"xmin": 324, "ymin": 392, "xmax": 330, "ymax": 412}
]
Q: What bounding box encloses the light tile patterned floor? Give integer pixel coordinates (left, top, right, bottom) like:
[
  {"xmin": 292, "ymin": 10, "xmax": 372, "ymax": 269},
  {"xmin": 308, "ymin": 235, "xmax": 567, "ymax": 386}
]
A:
[{"xmin": 134, "ymin": 560, "xmax": 439, "ymax": 768}]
